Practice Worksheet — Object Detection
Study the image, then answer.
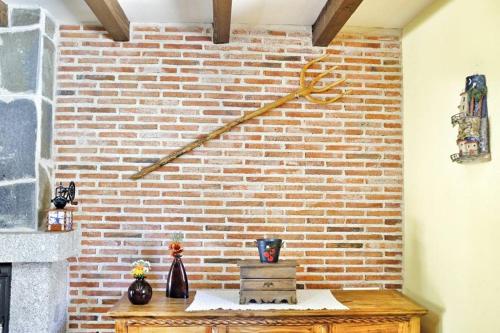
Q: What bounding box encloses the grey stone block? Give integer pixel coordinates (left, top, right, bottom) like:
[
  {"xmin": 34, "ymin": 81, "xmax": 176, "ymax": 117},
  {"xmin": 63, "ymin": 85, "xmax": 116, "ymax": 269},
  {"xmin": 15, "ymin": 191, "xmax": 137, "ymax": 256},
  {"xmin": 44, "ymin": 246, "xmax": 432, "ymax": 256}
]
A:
[
  {"xmin": 41, "ymin": 101, "xmax": 53, "ymax": 159},
  {"xmin": 0, "ymin": 100, "xmax": 37, "ymax": 181},
  {"xmin": 11, "ymin": 8, "xmax": 41, "ymax": 26},
  {"xmin": 0, "ymin": 29, "xmax": 40, "ymax": 93},
  {"xmin": 10, "ymin": 262, "xmax": 69, "ymax": 332},
  {"xmin": 37, "ymin": 164, "xmax": 51, "ymax": 230},
  {"xmin": 42, "ymin": 36, "xmax": 55, "ymax": 99},
  {"xmin": 0, "ymin": 231, "xmax": 79, "ymax": 332},
  {"xmin": 0, "ymin": 231, "xmax": 79, "ymax": 262},
  {"xmin": 0, "ymin": 182, "xmax": 36, "ymax": 229},
  {"xmin": 45, "ymin": 14, "xmax": 56, "ymax": 39}
]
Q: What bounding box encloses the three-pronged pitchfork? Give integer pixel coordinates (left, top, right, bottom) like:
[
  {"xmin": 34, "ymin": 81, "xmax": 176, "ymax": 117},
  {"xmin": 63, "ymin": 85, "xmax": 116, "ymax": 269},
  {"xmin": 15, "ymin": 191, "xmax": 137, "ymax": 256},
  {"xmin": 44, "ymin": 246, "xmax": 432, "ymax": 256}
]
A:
[{"xmin": 130, "ymin": 54, "xmax": 351, "ymax": 180}]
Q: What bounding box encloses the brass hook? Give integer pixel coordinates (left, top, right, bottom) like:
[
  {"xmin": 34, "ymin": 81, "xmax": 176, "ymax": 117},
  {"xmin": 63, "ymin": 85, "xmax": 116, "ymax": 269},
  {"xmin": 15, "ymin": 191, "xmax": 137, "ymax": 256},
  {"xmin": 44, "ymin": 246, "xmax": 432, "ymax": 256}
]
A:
[{"xmin": 299, "ymin": 55, "xmax": 351, "ymax": 103}]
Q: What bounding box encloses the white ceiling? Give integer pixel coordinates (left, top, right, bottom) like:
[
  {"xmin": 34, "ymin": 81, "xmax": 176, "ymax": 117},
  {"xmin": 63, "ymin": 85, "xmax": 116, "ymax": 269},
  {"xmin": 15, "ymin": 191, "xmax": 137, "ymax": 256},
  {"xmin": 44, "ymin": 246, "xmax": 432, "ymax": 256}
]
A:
[{"xmin": 6, "ymin": 0, "xmax": 436, "ymax": 28}]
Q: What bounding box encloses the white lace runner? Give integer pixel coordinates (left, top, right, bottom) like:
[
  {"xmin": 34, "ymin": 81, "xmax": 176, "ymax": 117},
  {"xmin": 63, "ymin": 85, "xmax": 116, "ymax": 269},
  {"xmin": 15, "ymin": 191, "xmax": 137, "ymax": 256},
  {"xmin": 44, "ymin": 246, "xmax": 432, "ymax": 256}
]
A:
[{"xmin": 186, "ymin": 289, "xmax": 348, "ymax": 312}]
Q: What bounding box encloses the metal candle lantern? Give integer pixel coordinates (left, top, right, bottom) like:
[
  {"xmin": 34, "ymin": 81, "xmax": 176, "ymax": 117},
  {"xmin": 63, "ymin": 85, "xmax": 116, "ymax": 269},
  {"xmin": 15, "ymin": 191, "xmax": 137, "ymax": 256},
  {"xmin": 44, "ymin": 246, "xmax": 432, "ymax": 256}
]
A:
[{"xmin": 48, "ymin": 181, "xmax": 78, "ymax": 231}]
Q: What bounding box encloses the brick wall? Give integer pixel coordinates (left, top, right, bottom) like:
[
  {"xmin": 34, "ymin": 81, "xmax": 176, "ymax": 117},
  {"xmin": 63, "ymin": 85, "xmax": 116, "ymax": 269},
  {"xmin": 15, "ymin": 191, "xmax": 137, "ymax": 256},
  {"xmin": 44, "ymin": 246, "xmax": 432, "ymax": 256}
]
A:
[{"xmin": 56, "ymin": 24, "xmax": 402, "ymax": 332}]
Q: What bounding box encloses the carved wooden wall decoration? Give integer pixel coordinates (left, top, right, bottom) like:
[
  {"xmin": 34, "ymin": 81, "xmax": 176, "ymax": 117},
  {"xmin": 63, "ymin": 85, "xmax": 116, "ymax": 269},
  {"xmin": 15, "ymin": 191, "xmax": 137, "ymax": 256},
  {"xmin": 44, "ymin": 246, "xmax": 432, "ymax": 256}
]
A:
[{"xmin": 130, "ymin": 55, "xmax": 350, "ymax": 180}]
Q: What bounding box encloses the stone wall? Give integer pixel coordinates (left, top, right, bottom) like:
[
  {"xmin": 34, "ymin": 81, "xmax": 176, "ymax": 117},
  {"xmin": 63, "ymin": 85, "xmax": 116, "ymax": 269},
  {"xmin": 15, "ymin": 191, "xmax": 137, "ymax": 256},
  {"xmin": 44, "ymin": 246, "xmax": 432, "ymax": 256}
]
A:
[
  {"xmin": 0, "ymin": 6, "xmax": 56, "ymax": 230},
  {"xmin": 57, "ymin": 24, "xmax": 403, "ymax": 332}
]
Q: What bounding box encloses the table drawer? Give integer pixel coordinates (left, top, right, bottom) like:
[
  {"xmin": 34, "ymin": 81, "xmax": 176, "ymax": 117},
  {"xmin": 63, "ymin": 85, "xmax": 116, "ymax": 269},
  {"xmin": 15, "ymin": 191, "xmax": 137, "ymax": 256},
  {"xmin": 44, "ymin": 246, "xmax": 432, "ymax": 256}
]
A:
[
  {"xmin": 241, "ymin": 279, "xmax": 296, "ymax": 291},
  {"xmin": 239, "ymin": 290, "xmax": 297, "ymax": 304},
  {"xmin": 228, "ymin": 326, "xmax": 314, "ymax": 333},
  {"xmin": 331, "ymin": 322, "xmax": 407, "ymax": 333},
  {"xmin": 127, "ymin": 327, "xmax": 210, "ymax": 333}
]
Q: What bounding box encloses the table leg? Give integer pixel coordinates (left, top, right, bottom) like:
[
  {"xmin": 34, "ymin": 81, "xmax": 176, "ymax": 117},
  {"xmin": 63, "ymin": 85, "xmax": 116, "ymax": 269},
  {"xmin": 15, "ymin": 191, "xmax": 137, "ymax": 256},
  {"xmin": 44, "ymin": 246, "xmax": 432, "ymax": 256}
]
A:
[
  {"xmin": 409, "ymin": 317, "xmax": 421, "ymax": 333},
  {"xmin": 115, "ymin": 320, "xmax": 127, "ymax": 333}
]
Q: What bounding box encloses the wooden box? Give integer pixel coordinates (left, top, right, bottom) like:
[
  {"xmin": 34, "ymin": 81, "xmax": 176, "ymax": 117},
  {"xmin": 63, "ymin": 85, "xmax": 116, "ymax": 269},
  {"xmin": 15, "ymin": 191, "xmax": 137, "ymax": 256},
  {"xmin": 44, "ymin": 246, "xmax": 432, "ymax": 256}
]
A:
[
  {"xmin": 47, "ymin": 209, "xmax": 73, "ymax": 231},
  {"xmin": 238, "ymin": 260, "xmax": 297, "ymax": 304}
]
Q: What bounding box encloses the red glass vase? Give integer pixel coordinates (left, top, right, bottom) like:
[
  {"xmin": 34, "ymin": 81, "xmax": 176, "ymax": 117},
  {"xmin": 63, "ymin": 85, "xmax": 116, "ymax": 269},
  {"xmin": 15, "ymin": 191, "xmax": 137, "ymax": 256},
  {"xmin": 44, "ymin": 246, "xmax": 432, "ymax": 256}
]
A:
[
  {"xmin": 128, "ymin": 277, "xmax": 152, "ymax": 305},
  {"xmin": 166, "ymin": 255, "xmax": 189, "ymax": 298}
]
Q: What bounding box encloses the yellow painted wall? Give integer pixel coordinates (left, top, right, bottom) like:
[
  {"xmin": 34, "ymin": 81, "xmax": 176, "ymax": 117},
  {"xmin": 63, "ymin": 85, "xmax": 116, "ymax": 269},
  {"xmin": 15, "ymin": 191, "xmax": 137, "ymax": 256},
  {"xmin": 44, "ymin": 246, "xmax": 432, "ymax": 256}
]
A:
[{"xmin": 402, "ymin": 0, "xmax": 500, "ymax": 332}]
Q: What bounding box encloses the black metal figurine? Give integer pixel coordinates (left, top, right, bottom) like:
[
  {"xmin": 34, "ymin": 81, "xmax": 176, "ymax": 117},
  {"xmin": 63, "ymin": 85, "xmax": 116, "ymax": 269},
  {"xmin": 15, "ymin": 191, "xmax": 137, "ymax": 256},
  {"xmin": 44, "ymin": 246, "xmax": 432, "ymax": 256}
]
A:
[{"xmin": 51, "ymin": 181, "xmax": 78, "ymax": 209}]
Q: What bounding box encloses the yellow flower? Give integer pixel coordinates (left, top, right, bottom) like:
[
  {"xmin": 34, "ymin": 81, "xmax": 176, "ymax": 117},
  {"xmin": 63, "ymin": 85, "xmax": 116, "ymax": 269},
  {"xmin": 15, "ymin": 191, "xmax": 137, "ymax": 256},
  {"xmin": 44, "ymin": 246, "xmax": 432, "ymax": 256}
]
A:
[
  {"xmin": 132, "ymin": 267, "xmax": 145, "ymax": 278},
  {"xmin": 131, "ymin": 260, "xmax": 151, "ymax": 278}
]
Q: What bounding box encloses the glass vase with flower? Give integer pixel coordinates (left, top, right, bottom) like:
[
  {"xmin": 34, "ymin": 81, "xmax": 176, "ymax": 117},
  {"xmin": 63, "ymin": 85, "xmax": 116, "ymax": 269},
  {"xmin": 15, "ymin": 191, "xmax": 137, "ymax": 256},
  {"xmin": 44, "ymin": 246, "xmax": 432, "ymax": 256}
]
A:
[
  {"xmin": 128, "ymin": 260, "xmax": 153, "ymax": 305},
  {"xmin": 166, "ymin": 233, "xmax": 189, "ymax": 298}
]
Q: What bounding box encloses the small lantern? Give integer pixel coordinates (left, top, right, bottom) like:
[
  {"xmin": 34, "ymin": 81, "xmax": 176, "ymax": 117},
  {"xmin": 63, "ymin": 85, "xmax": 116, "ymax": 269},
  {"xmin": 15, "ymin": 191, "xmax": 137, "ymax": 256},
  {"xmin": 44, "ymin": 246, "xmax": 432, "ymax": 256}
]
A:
[{"xmin": 47, "ymin": 181, "xmax": 77, "ymax": 232}]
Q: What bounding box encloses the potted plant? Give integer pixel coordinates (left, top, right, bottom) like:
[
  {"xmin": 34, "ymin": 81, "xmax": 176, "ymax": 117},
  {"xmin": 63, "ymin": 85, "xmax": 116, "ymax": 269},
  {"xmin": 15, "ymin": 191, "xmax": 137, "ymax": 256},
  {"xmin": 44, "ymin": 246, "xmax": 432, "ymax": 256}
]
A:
[{"xmin": 256, "ymin": 238, "xmax": 283, "ymax": 263}]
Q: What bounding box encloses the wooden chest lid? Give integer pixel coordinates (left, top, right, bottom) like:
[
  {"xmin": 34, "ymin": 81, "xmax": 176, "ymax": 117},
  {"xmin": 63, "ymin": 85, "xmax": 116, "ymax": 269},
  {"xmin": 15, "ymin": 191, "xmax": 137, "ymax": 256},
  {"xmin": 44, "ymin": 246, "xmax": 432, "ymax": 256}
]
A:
[{"xmin": 237, "ymin": 260, "xmax": 298, "ymax": 268}]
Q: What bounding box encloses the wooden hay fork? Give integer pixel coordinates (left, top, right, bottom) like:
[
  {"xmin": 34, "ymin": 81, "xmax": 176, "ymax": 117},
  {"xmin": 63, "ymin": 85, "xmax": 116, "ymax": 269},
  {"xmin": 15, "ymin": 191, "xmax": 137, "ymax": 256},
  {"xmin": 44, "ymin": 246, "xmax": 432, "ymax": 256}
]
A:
[{"xmin": 130, "ymin": 54, "xmax": 350, "ymax": 180}]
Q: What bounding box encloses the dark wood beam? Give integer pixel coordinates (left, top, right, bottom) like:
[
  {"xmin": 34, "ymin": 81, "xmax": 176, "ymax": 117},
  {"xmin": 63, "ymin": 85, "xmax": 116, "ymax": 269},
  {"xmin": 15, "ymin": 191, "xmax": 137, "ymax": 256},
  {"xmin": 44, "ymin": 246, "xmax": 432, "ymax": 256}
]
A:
[
  {"xmin": 84, "ymin": 0, "xmax": 129, "ymax": 41},
  {"xmin": 312, "ymin": 0, "xmax": 363, "ymax": 47},
  {"xmin": 0, "ymin": 0, "xmax": 8, "ymax": 27},
  {"xmin": 212, "ymin": 0, "xmax": 232, "ymax": 44}
]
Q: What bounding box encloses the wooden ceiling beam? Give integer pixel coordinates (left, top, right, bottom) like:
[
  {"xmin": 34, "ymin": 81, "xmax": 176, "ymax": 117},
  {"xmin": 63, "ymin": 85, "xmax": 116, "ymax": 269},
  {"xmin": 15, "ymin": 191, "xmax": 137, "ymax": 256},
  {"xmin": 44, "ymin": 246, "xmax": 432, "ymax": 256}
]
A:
[
  {"xmin": 0, "ymin": 0, "xmax": 8, "ymax": 27},
  {"xmin": 312, "ymin": 0, "xmax": 363, "ymax": 47},
  {"xmin": 212, "ymin": 0, "xmax": 232, "ymax": 44},
  {"xmin": 84, "ymin": 0, "xmax": 130, "ymax": 41}
]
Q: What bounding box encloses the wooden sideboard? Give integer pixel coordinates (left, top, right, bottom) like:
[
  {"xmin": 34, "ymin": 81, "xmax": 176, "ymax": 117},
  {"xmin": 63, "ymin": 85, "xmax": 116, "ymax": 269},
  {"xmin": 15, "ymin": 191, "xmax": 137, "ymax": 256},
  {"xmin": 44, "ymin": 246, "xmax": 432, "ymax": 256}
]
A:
[{"xmin": 108, "ymin": 290, "xmax": 426, "ymax": 333}]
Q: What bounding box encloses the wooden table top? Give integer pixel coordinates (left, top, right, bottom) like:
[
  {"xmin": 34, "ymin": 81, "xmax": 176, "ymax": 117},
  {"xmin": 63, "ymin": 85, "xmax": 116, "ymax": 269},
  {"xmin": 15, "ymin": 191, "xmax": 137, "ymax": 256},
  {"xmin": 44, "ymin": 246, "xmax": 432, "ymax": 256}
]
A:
[{"xmin": 108, "ymin": 290, "xmax": 426, "ymax": 318}]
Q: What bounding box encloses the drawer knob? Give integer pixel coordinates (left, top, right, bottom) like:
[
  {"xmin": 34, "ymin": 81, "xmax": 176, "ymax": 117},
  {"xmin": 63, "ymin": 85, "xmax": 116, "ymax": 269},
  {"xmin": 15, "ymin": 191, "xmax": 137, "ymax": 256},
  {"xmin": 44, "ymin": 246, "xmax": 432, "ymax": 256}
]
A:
[{"xmin": 263, "ymin": 282, "xmax": 274, "ymax": 288}]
